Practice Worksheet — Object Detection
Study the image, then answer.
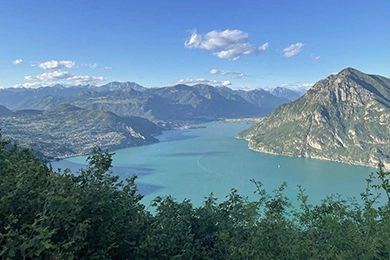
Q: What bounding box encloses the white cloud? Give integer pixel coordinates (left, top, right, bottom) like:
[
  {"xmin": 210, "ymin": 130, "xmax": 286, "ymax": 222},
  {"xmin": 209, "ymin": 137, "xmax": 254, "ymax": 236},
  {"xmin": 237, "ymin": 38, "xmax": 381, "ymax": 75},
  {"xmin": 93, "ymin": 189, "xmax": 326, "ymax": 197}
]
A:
[
  {"xmin": 38, "ymin": 60, "xmax": 76, "ymax": 69},
  {"xmin": 14, "ymin": 76, "xmax": 106, "ymax": 88},
  {"xmin": 81, "ymin": 63, "xmax": 98, "ymax": 69},
  {"xmin": 185, "ymin": 29, "xmax": 268, "ymax": 60},
  {"xmin": 220, "ymin": 80, "xmax": 231, "ymax": 86},
  {"xmin": 25, "ymin": 70, "xmax": 72, "ymax": 81},
  {"xmin": 310, "ymin": 54, "xmax": 320, "ymax": 60},
  {"xmin": 209, "ymin": 69, "xmax": 251, "ymax": 78},
  {"xmin": 282, "ymin": 42, "xmax": 304, "ymax": 58},
  {"xmin": 176, "ymin": 78, "xmax": 231, "ymax": 86},
  {"xmin": 20, "ymin": 70, "xmax": 106, "ymax": 88},
  {"xmin": 13, "ymin": 59, "xmax": 23, "ymax": 65},
  {"xmin": 104, "ymin": 66, "xmax": 112, "ymax": 70},
  {"xmin": 14, "ymin": 82, "xmax": 53, "ymax": 88},
  {"xmin": 24, "ymin": 75, "xmax": 35, "ymax": 81}
]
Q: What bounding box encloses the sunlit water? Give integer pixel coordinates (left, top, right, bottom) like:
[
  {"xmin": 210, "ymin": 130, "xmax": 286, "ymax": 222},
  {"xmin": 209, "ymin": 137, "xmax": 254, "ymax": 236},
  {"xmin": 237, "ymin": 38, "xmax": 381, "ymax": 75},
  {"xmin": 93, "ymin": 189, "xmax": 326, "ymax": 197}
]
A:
[{"xmin": 52, "ymin": 122, "xmax": 379, "ymax": 209}]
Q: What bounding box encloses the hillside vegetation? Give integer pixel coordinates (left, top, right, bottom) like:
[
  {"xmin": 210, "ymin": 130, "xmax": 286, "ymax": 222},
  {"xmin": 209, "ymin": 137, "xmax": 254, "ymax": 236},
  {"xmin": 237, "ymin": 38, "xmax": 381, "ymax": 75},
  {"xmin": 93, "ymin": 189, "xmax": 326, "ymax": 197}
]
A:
[
  {"xmin": 0, "ymin": 104, "xmax": 161, "ymax": 159},
  {"xmin": 239, "ymin": 68, "xmax": 390, "ymax": 168},
  {"xmin": 1, "ymin": 134, "xmax": 390, "ymax": 259}
]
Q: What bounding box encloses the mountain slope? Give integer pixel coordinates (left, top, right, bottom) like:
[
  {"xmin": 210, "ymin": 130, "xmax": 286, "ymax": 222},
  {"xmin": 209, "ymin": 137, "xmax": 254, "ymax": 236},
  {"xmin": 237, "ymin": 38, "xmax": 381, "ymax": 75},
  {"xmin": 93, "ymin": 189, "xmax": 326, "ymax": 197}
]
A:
[
  {"xmin": 0, "ymin": 82, "xmax": 144, "ymax": 109},
  {"xmin": 238, "ymin": 68, "xmax": 390, "ymax": 168},
  {"xmin": 148, "ymin": 84, "xmax": 265, "ymax": 120},
  {"xmin": 238, "ymin": 88, "xmax": 291, "ymax": 111},
  {"xmin": 0, "ymin": 105, "xmax": 12, "ymax": 115},
  {"xmin": 0, "ymin": 104, "xmax": 161, "ymax": 159},
  {"xmin": 270, "ymin": 87, "xmax": 305, "ymax": 101},
  {"xmin": 72, "ymin": 84, "xmax": 288, "ymax": 122}
]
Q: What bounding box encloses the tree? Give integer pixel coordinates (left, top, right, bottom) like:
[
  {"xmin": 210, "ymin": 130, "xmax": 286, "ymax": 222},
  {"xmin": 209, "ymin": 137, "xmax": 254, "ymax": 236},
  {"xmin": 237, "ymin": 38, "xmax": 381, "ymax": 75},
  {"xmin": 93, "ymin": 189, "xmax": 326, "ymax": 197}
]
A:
[
  {"xmin": 0, "ymin": 135, "xmax": 150, "ymax": 259},
  {"xmin": 2, "ymin": 130, "xmax": 390, "ymax": 259}
]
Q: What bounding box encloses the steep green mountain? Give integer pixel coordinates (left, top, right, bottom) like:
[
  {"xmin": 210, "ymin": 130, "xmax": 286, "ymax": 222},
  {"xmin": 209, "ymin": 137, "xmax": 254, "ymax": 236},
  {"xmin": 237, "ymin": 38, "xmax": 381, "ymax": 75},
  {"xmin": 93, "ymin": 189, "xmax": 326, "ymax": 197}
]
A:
[
  {"xmin": 238, "ymin": 68, "xmax": 390, "ymax": 168},
  {"xmin": 0, "ymin": 104, "xmax": 161, "ymax": 159}
]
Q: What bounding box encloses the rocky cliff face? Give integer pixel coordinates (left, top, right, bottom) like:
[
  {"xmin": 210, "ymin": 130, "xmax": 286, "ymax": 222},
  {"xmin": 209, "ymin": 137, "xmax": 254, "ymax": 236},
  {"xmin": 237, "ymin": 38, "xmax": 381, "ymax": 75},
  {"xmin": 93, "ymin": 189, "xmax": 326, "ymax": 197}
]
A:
[{"xmin": 238, "ymin": 68, "xmax": 390, "ymax": 168}]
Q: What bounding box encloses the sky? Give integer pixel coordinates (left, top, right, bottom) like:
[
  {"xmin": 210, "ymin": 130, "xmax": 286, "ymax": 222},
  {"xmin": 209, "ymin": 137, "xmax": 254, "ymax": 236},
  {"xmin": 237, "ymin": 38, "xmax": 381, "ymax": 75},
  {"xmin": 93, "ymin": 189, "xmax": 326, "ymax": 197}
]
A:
[{"xmin": 1, "ymin": 0, "xmax": 389, "ymax": 90}]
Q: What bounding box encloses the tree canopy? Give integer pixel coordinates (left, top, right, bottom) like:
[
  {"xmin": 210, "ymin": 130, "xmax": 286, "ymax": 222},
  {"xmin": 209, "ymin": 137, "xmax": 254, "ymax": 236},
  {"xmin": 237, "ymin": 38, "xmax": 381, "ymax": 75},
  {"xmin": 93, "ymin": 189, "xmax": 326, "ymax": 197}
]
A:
[{"xmin": 1, "ymin": 132, "xmax": 390, "ymax": 259}]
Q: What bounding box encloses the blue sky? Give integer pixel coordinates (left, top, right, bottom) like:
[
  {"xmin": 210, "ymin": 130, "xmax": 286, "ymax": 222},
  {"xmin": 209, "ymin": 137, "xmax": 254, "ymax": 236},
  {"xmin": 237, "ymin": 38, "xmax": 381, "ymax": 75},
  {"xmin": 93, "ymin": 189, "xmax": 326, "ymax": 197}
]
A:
[{"xmin": 1, "ymin": 0, "xmax": 389, "ymax": 90}]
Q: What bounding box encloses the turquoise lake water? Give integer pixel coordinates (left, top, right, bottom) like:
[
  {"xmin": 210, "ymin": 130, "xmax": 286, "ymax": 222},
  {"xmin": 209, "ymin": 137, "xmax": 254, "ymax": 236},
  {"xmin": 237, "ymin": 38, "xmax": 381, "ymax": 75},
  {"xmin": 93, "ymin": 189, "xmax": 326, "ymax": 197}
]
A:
[{"xmin": 52, "ymin": 122, "xmax": 379, "ymax": 209}]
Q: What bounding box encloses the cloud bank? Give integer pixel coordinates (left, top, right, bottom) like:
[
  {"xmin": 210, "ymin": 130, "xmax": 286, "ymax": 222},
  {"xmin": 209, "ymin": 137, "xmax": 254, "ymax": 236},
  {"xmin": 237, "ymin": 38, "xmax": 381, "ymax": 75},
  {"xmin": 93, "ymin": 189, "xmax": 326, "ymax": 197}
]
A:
[
  {"xmin": 176, "ymin": 78, "xmax": 231, "ymax": 86},
  {"xmin": 23, "ymin": 70, "xmax": 105, "ymax": 86},
  {"xmin": 12, "ymin": 59, "xmax": 106, "ymax": 88},
  {"xmin": 39, "ymin": 60, "xmax": 76, "ymax": 69},
  {"xmin": 209, "ymin": 69, "xmax": 250, "ymax": 78},
  {"xmin": 185, "ymin": 29, "xmax": 268, "ymax": 60}
]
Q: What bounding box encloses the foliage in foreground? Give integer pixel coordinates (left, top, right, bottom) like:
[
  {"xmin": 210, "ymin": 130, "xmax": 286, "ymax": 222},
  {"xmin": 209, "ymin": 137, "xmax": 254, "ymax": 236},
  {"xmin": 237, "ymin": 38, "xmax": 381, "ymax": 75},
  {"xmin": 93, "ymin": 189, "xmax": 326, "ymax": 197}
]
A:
[{"xmin": 1, "ymin": 132, "xmax": 390, "ymax": 259}]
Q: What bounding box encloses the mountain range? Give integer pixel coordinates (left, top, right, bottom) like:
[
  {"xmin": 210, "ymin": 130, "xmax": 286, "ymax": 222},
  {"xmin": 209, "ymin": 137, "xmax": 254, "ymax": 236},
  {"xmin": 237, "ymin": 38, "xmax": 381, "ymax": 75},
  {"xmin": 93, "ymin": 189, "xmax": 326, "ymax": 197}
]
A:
[
  {"xmin": 238, "ymin": 68, "xmax": 390, "ymax": 168},
  {"xmin": 0, "ymin": 83, "xmax": 303, "ymax": 158},
  {"xmin": 0, "ymin": 83, "xmax": 301, "ymax": 127}
]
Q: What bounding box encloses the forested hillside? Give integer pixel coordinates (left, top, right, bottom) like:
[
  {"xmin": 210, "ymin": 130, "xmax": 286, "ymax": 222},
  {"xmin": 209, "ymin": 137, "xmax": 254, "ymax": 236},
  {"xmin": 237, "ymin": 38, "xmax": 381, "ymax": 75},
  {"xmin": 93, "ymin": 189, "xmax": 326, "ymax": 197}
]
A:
[
  {"xmin": 239, "ymin": 68, "xmax": 390, "ymax": 168},
  {"xmin": 1, "ymin": 133, "xmax": 390, "ymax": 259},
  {"xmin": 0, "ymin": 104, "xmax": 161, "ymax": 159}
]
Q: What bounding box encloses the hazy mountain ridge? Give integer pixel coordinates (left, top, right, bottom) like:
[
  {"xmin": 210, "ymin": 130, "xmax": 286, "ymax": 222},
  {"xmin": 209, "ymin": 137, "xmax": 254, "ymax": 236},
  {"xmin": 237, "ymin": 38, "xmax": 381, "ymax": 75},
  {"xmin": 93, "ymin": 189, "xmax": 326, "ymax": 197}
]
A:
[
  {"xmin": 0, "ymin": 104, "xmax": 161, "ymax": 159},
  {"xmin": 238, "ymin": 88, "xmax": 291, "ymax": 110},
  {"xmin": 0, "ymin": 82, "xmax": 144, "ymax": 108},
  {"xmin": 238, "ymin": 68, "xmax": 390, "ymax": 168},
  {"xmin": 270, "ymin": 87, "xmax": 305, "ymax": 101},
  {"xmin": 0, "ymin": 83, "xmax": 301, "ymax": 126},
  {"xmin": 0, "ymin": 105, "xmax": 12, "ymax": 115}
]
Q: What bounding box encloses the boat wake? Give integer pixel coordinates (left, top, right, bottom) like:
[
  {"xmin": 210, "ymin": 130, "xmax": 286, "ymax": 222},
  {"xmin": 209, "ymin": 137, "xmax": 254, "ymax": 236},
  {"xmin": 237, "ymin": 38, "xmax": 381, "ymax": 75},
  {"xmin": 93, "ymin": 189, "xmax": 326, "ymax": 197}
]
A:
[{"xmin": 197, "ymin": 155, "xmax": 211, "ymax": 173}]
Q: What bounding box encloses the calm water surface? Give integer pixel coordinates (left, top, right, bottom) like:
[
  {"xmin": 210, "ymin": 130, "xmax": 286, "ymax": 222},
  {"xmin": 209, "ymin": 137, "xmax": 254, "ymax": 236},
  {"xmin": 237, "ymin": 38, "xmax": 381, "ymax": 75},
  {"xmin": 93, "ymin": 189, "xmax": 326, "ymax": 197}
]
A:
[{"xmin": 52, "ymin": 122, "xmax": 377, "ymax": 208}]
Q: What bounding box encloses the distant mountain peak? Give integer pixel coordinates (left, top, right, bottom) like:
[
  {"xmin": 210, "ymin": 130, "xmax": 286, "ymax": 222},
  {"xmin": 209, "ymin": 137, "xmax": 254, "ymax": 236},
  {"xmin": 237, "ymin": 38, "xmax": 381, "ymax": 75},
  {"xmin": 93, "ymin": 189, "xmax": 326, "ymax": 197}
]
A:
[
  {"xmin": 0, "ymin": 80, "xmax": 291, "ymax": 124},
  {"xmin": 270, "ymin": 86, "xmax": 304, "ymax": 101},
  {"xmin": 339, "ymin": 67, "xmax": 360, "ymax": 74},
  {"xmin": 309, "ymin": 67, "xmax": 390, "ymax": 105}
]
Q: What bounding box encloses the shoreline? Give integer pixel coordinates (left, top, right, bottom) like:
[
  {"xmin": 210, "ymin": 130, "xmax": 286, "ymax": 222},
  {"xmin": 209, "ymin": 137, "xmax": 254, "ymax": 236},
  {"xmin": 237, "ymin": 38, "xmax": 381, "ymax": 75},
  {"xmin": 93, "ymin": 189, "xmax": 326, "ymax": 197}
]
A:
[{"xmin": 242, "ymin": 138, "xmax": 381, "ymax": 169}]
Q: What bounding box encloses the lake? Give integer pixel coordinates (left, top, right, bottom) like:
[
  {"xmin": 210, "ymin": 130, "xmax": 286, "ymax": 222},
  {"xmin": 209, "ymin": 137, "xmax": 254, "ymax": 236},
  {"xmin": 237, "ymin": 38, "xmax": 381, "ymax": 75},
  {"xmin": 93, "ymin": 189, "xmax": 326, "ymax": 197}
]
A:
[{"xmin": 52, "ymin": 122, "xmax": 379, "ymax": 209}]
